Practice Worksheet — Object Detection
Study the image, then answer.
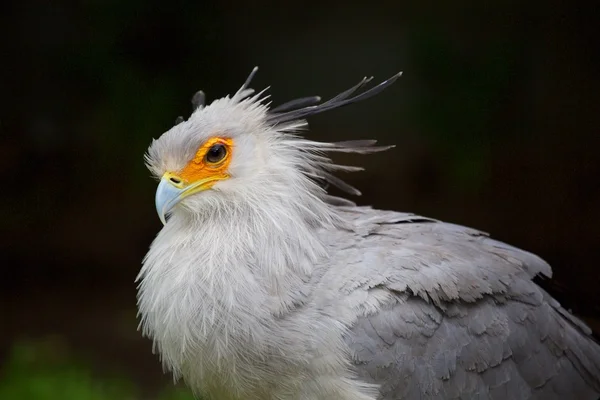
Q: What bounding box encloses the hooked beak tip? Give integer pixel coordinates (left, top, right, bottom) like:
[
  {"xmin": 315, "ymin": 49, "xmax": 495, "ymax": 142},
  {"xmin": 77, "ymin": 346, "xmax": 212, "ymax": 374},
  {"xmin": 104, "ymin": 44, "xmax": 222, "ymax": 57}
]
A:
[
  {"xmin": 155, "ymin": 176, "xmax": 184, "ymax": 225},
  {"xmin": 158, "ymin": 210, "xmax": 167, "ymax": 226}
]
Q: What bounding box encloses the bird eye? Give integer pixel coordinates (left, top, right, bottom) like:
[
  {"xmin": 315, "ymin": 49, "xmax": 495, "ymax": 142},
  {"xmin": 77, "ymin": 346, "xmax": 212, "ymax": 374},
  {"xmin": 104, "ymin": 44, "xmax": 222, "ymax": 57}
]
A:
[{"xmin": 205, "ymin": 143, "xmax": 227, "ymax": 164}]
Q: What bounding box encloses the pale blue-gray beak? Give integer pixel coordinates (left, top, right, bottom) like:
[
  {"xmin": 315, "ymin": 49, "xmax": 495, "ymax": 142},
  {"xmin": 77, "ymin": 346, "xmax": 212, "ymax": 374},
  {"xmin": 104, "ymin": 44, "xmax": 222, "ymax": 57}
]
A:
[
  {"xmin": 155, "ymin": 172, "xmax": 226, "ymax": 225},
  {"xmin": 155, "ymin": 174, "xmax": 186, "ymax": 225}
]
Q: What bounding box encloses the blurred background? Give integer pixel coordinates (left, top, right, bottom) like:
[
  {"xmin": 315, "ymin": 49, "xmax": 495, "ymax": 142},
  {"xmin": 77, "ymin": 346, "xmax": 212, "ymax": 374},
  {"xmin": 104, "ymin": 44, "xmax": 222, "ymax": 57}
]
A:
[{"xmin": 1, "ymin": 0, "xmax": 599, "ymax": 398}]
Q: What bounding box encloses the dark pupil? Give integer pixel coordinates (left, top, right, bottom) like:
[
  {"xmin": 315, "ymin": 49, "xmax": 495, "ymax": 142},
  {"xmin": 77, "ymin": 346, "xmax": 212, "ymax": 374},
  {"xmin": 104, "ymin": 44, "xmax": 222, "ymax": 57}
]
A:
[{"xmin": 206, "ymin": 144, "xmax": 226, "ymax": 163}]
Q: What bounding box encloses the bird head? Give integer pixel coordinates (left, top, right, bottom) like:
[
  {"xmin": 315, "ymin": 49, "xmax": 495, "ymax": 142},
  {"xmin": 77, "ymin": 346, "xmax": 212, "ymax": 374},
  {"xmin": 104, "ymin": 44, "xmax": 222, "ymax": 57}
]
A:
[{"xmin": 145, "ymin": 67, "xmax": 401, "ymax": 225}]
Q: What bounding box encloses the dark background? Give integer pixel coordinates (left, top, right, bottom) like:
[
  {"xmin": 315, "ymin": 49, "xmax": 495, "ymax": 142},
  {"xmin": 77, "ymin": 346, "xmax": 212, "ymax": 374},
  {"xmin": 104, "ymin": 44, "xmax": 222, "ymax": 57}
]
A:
[{"xmin": 1, "ymin": 0, "xmax": 599, "ymax": 396}]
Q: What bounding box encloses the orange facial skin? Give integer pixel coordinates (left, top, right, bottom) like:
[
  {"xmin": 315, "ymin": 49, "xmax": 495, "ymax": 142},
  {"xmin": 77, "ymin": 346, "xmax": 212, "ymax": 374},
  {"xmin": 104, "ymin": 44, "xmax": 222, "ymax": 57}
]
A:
[{"xmin": 179, "ymin": 137, "xmax": 234, "ymax": 187}]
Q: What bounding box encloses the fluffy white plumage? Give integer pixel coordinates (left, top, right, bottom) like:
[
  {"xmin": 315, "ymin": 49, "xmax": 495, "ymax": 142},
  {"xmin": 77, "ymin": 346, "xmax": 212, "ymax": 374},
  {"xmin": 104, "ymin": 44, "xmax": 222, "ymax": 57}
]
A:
[{"xmin": 137, "ymin": 68, "xmax": 600, "ymax": 400}]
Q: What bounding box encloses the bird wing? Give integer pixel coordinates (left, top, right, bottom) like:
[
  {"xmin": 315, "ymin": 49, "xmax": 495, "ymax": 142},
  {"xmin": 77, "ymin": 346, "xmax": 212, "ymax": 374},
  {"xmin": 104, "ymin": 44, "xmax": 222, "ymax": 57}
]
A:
[{"xmin": 325, "ymin": 207, "xmax": 600, "ymax": 400}]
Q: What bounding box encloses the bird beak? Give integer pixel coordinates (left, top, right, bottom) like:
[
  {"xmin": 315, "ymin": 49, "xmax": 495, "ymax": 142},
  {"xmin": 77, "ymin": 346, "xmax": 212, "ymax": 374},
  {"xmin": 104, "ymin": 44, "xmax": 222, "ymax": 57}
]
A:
[
  {"xmin": 155, "ymin": 172, "xmax": 215, "ymax": 225},
  {"xmin": 155, "ymin": 174, "xmax": 184, "ymax": 225}
]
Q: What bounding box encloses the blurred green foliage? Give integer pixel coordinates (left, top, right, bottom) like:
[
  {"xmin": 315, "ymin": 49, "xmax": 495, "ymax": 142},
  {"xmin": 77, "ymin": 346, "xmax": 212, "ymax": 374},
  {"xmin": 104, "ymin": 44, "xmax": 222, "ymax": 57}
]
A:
[{"xmin": 0, "ymin": 338, "xmax": 195, "ymax": 400}]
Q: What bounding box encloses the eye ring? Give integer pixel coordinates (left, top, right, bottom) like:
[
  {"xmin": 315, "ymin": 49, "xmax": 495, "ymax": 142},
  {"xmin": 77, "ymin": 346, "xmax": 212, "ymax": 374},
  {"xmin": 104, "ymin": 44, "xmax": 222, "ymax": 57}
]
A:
[{"xmin": 205, "ymin": 143, "xmax": 227, "ymax": 164}]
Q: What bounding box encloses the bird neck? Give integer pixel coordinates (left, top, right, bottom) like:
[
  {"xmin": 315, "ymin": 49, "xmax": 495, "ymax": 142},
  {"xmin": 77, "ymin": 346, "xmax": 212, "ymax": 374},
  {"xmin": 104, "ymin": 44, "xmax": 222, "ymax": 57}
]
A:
[{"xmin": 142, "ymin": 191, "xmax": 342, "ymax": 316}]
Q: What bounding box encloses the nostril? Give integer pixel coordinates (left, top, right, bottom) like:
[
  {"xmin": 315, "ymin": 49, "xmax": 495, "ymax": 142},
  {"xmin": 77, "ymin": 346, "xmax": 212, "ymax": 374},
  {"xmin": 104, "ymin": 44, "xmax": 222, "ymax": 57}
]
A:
[{"xmin": 169, "ymin": 177, "xmax": 182, "ymax": 184}]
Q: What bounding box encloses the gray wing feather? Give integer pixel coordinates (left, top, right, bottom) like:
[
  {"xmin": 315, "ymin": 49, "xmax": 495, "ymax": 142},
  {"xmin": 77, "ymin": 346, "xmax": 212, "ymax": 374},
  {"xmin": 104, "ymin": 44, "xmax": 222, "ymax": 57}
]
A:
[{"xmin": 333, "ymin": 207, "xmax": 600, "ymax": 400}]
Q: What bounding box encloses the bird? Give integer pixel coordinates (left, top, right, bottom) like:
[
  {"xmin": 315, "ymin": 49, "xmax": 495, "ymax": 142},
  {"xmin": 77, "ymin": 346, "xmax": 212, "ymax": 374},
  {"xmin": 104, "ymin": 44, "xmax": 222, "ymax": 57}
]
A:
[{"xmin": 137, "ymin": 67, "xmax": 600, "ymax": 400}]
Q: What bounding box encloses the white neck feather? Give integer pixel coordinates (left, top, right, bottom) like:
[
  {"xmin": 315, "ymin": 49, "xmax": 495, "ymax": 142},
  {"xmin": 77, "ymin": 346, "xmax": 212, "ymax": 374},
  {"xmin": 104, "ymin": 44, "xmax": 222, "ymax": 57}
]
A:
[{"xmin": 136, "ymin": 166, "xmax": 345, "ymax": 382}]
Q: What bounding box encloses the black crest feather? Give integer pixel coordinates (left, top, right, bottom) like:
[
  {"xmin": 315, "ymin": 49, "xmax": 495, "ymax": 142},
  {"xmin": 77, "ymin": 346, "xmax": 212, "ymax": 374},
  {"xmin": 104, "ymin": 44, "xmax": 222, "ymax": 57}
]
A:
[{"xmin": 267, "ymin": 72, "xmax": 402, "ymax": 124}]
